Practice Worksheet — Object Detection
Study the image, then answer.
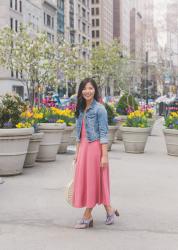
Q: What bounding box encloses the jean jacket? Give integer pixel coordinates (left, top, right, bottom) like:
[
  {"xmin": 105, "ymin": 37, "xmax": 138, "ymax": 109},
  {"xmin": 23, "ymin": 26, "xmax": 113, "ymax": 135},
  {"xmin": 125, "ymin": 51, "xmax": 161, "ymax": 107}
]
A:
[{"xmin": 76, "ymin": 99, "xmax": 108, "ymax": 144}]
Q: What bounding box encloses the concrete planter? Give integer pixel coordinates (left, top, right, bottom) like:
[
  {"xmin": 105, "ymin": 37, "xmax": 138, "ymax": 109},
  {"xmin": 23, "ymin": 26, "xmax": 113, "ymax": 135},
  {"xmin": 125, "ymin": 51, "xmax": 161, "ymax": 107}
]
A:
[
  {"xmin": 58, "ymin": 125, "xmax": 75, "ymax": 153},
  {"xmin": 24, "ymin": 132, "xmax": 44, "ymax": 168},
  {"xmin": 69, "ymin": 125, "xmax": 76, "ymax": 145},
  {"xmin": 116, "ymin": 115, "xmax": 127, "ymax": 140},
  {"xmin": 36, "ymin": 123, "xmax": 66, "ymax": 162},
  {"xmin": 163, "ymin": 128, "xmax": 178, "ymax": 156},
  {"xmin": 0, "ymin": 128, "xmax": 33, "ymax": 176},
  {"xmin": 108, "ymin": 125, "xmax": 118, "ymax": 151},
  {"xmin": 120, "ymin": 126, "xmax": 150, "ymax": 153}
]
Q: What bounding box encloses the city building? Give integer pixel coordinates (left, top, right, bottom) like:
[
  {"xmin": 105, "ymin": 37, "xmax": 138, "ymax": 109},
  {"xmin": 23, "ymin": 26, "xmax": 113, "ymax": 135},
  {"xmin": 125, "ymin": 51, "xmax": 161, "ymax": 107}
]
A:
[
  {"xmin": 113, "ymin": 0, "xmax": 130, "ymax": 55},
  {"xmin": 91, "ymin": 0, "xmax": 113, "ymax": 47}
]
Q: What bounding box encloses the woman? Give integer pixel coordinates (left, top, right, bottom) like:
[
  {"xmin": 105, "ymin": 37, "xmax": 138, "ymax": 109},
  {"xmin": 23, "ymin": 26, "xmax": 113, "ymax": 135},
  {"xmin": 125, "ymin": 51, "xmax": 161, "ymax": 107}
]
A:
[{"xmin": 72, "ymin": 78, "xmax": 119, "ymax": 229}]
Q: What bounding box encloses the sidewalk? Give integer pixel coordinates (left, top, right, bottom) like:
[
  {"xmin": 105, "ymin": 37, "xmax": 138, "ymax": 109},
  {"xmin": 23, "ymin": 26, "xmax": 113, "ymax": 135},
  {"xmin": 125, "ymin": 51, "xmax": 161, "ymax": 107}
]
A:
[{"xmin": 0, "ymin": 118, "xmax": 178, "ymax": 250}]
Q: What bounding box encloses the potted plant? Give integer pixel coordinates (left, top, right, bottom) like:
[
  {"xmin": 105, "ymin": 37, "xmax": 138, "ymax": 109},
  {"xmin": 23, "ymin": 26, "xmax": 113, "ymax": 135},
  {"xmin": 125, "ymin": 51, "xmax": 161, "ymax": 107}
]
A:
[
  {"xmin": 163, "ymin": 112, "xmax": 178, "ymax": 156},
  {"xmin": 120, "ymin": 110, "xmax": 151, "ymax": 153},
  {"xmin": 18, "ymin": 109, "xmax": 44, "ymax": 168},
  {"xmin": 139, "ymin": 104, "xmax": 155, "ymax": 135},
  {"xmin": 57, "ymin": 108, "xmax": 76, "ymax": 153},
  {"xmin": 116, "ymin": 94, "xmax": 138, "ymax": 140},
  {"xmin": 28, "ymin": 107, "xmax": 66, "ymax": 162},
  {"xmin": 104, "ymin": 103, "xmax": 118, "ymax": 151},
  {"xmin": 0, "ymin": 94, "xmax": 33, "ymax": 176}
]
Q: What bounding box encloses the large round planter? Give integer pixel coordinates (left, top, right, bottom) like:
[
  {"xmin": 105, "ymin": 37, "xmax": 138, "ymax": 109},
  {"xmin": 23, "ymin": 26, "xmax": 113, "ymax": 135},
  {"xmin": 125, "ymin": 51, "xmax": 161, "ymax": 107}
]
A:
[
  {"xmin": 36, "ymin": 123, "xmax": 66, "ymax": 162},
  {"xmin": 120, "ymin": 126, "xmax": 151, "ymax": 153},
  {"xmin": 0, "ymin": 128, "xmax": 34, "ymax": 176},
  {"xmin": 163, "ymin": 128, "xmax": 178, "ymax": 156},
  {"xmin": 108, "ymin": 125, "xmax": 118, "ymax": 151},
  {"xmin": 24, "ymin": 132, "xmax": 44, "ymax": 168},
  {"xmin": 69, "ymin": 125, "xmax": 76, "ymax": 145},
  {"xmin": 58, "ymin": 125, "xmax": 75, "ymax": 153},
  {"xmin": 116, "ymin": 115, "xmax": 127, "ymax": 140}
]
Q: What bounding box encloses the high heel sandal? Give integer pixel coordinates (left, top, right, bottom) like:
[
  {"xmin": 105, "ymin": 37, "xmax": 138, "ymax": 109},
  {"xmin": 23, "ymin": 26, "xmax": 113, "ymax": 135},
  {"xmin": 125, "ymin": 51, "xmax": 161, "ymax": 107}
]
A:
[
  {"xmin": 105, "ymin": 209, "xmax": 119, "ymax": 225},
  {"xmin": 75, "ymin": 217, "xmax": 93, "ymax": 229}
]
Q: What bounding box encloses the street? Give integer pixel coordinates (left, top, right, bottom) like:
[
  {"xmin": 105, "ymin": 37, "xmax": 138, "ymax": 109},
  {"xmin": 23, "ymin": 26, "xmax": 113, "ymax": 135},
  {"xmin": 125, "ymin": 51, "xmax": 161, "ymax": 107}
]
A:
[{"xmin": 0, "ymin": 118, "xmax": 178, "ymax": 250}]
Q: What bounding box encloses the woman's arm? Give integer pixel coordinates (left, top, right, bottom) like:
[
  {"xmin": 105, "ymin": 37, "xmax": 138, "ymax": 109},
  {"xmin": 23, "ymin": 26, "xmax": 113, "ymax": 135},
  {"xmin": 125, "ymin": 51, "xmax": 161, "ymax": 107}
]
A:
[
  {"xmin": 74, "ymin": 142, "xmax": 80, "ymax": 163},
  {"xmin": 101, "ymin": 143, "xmax": 109, "ymax": 167}
]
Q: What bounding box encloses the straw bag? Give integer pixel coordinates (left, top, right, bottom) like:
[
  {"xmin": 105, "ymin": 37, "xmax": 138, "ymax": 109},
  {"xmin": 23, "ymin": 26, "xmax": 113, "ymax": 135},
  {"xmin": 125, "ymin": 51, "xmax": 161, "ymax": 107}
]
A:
[
  {"xmin": 65, "ymin": 161, "xmax": 75, "ymax": 206},
  {"xmin": 65, "ymin": 179, "xmax": 74, "ymax": 206}
]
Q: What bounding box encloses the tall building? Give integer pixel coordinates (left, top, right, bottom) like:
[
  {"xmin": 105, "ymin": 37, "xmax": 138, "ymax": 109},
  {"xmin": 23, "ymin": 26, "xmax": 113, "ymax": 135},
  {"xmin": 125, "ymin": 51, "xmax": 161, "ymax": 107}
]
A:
[
  {"xmin": 166, "ymin": 0, "xmax": 178, "ymax": 93},
  {"xmin": 0, "ymin": 0, "xmax": 57, "ymax": 97},
  {"xmin": 91, "ymin": 0, "xmax": 113, "ymax": 47},
  {"xmin": 113, "ymin": 0, "xmax": 130, "ymax": 55},
  {"xmin": 76, "ymin": 0, "xmax": 91, "ymax": 45}
]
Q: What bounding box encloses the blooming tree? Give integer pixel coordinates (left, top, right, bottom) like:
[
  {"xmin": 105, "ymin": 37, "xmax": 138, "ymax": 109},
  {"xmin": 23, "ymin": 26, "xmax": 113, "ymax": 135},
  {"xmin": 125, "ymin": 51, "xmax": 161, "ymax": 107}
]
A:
[{"xmin": 0, "ymin": 26, "xmax": 58, "ymax": 105}]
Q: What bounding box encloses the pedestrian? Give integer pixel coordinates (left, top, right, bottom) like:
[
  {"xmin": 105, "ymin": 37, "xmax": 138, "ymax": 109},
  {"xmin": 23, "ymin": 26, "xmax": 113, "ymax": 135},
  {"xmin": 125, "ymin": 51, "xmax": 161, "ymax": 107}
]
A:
[{"xmin": 72, "ymin": 78, "xmax": 119, "ymax": 229}]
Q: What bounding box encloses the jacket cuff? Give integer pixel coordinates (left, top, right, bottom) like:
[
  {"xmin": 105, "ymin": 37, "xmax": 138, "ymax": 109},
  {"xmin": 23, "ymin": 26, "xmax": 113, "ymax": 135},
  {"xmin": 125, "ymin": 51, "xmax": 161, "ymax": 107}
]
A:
[{"xmin": 100, "ymin": 137, "xmax": 108, "ymax": 144}]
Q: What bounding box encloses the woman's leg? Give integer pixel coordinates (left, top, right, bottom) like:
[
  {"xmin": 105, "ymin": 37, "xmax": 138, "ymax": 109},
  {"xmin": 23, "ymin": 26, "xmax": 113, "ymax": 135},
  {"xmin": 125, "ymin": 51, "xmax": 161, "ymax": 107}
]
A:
[
  {"xmin": 83, "ymin": 207, "xmax": 93, "ymax": 219},
  {"xmin": 104, "ymin": 205, "xmax": 114, "ymax": 215}
]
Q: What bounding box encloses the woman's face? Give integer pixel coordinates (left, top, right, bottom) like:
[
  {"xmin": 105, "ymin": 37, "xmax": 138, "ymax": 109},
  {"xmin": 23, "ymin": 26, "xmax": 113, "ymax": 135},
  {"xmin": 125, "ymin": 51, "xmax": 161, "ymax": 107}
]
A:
[{"xmin": 82, "ymin": 82, "xmax": 95, "ymax": 102}]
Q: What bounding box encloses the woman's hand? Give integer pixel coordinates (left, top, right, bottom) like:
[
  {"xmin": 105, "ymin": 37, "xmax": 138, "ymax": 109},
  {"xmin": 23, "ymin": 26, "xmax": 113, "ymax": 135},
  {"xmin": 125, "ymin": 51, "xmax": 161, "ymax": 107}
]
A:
[{"xmin": 100, "ymin": 155, "xmax": 109, "ymax": 168}]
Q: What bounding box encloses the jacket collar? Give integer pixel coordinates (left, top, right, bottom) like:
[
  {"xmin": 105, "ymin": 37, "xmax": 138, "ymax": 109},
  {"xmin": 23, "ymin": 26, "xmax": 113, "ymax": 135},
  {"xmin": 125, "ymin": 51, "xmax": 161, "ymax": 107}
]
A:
[{"xmin": 86, "ymin": 99, "xmax": 97, "ymax": 111}]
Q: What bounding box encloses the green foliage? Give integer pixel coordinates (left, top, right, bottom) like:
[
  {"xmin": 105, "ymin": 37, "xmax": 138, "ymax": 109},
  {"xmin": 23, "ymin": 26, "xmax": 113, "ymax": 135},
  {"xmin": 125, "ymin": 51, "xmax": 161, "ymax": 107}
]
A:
[
  {"xmin": 116, "ymin": 94, "xmax": 138, "ymax": 115},
  {"xmin": 104, "ymin": 103, "xmax": 117, "ymax": 125},
  {"xmin": 164, "ymin": 112, "xmax": 178, "ymax": 129},
  {"xmin": 0, "ymin": 94, "xmax": 27, "ymax": 128}
]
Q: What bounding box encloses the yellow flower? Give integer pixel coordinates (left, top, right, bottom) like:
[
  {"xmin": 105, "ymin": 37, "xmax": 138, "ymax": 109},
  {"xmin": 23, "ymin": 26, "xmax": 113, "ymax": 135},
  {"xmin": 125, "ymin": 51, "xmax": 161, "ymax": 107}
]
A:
[
  {"xmin": 33, "ymin": 113, "xmax": 43, "ymax": 119},
  {"xmin": 56, "ymin": 119, "xmax": 65, "ymax": 123}
]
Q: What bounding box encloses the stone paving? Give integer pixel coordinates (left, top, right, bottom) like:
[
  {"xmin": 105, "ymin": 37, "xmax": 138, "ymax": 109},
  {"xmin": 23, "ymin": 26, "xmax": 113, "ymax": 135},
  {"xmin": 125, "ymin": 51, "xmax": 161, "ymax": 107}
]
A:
[{"xmin": 0, "ymin": 118, "xmax": 178, "ymax": 250}]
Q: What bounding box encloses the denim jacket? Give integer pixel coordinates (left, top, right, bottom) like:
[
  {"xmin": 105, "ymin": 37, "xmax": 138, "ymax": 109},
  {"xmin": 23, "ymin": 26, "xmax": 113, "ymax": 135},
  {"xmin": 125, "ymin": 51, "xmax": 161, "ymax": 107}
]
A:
[{"xmin": 76, "ymin": 99, "xmax": 108, "ymax": 144}]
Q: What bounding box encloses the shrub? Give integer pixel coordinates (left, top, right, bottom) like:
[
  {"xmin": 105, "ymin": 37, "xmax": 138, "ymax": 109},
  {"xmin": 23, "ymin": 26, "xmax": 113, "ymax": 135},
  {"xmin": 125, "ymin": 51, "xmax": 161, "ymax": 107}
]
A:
[
  {"xmin": 116, "ymin": 94, "xmax": 138, "ymax": 115},
  {"xmin": 0, "ymin": 94, "xmax": 27, "ymax": 128},
  {"xmin": 104, "ymin": 103, "xmax": 117, "ymax": 125}
]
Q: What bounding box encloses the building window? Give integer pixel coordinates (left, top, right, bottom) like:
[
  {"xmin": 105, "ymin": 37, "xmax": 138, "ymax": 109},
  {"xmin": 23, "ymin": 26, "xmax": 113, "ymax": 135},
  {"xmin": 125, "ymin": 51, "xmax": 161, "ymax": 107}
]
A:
[
  {"xmin": 10, "ymin": 18, "xmax": 13, "ymax": 30},
  {"xmin": 96, "ymin": 0, "xmax": 99, "ymax": 3},
  {"xmin": 82, "ymin": 22, "xmax": 86, "ymax": 33},
  {"xmin": 47, "ymin": 14, "xmax": 51, "ymax": 27},
  {"xmin": 96, "ymin": 19, "xmax": 99, "ymax": 26},
  {"xmin": 44, "ymin": 12, "xmax": 46, "ymax": 25},
  {"xmin": 82, "ymin": 8, "xmax": 86, "ymax": 18},
  {"xmin": 16, "ymin": 70, "xmax": 18, "ymax": 79},
  {"xmin": 92, "ymin": 19, "xmax": 95, "ymax": 26},
  {"xmin": 19, "ymin": 0, "xmax": 22, "ymax": 12},
  {"xmin": 15, "ymin": 20, "xmax": 18, "ymax": 32},
  {"xmin": 96, "ymin": 8, "xmax": 99, "ymax": 15},
  {"xmin": 10, "ymin": 0, "xmax": 13, "ymax": 8},
  {"xmin": 96, "ymin": 30, "xmax": 99, "ymax": 38},
  {"xmin": 91, "ymin": 8, "xmax": 94, "ymax": 15},
  {"xmin": 92, "ymin": 30, "xmax": 95, "ymax": 38},
  {"xmin": 11, "ymin": 69, "xmax": 14, "ymax": 77},
  {"xmin": 92, "ymin": 0, "xmax": 94, "ymax": 3},
  {"xmin": 15, "ymin": 0, "xmax": 17, "ymax": 10},
  {"xmin": 52, "ymin": 17, "xmax": 54, "ymax": 29}
]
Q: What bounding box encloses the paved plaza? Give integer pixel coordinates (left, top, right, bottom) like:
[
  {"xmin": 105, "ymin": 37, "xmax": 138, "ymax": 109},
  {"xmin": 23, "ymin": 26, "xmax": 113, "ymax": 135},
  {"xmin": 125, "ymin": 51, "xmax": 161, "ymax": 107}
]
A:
[{"xmin": 0, "ymin": 118, "xmax": 178, "ymax": 250}]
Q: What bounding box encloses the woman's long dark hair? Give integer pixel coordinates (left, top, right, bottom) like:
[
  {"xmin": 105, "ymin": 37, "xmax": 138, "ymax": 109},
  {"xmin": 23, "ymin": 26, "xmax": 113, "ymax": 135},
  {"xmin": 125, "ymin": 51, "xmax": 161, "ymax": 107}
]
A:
[{"xmin": 75, "ymin": 78, "xmax": 100, "ymax": 118}]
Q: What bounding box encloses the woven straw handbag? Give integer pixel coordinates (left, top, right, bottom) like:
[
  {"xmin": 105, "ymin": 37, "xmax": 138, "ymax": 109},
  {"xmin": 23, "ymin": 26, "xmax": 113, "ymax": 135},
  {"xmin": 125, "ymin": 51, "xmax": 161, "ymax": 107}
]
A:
[
  {"xmin": 65, "ymin": 179, "xmax": 74, "ymax": 206},
  {"xmin": 65, "ymin": 161, "xmax": 75, "ymax": 206}
]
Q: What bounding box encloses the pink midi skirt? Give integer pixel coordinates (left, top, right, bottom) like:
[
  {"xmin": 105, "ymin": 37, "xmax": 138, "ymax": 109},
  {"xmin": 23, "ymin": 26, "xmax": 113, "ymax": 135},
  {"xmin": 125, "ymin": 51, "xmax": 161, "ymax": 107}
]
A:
[{"xmin": 72, "ymin": 120, "xmax": 110, "ymax": 208}]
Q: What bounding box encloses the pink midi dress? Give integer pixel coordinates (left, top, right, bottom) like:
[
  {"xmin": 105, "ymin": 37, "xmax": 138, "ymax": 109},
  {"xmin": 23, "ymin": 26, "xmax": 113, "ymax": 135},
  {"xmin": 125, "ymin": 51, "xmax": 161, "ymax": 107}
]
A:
[{"xmin": 72, "ymin": 119, "xmax": 110, "ymax": 208}]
